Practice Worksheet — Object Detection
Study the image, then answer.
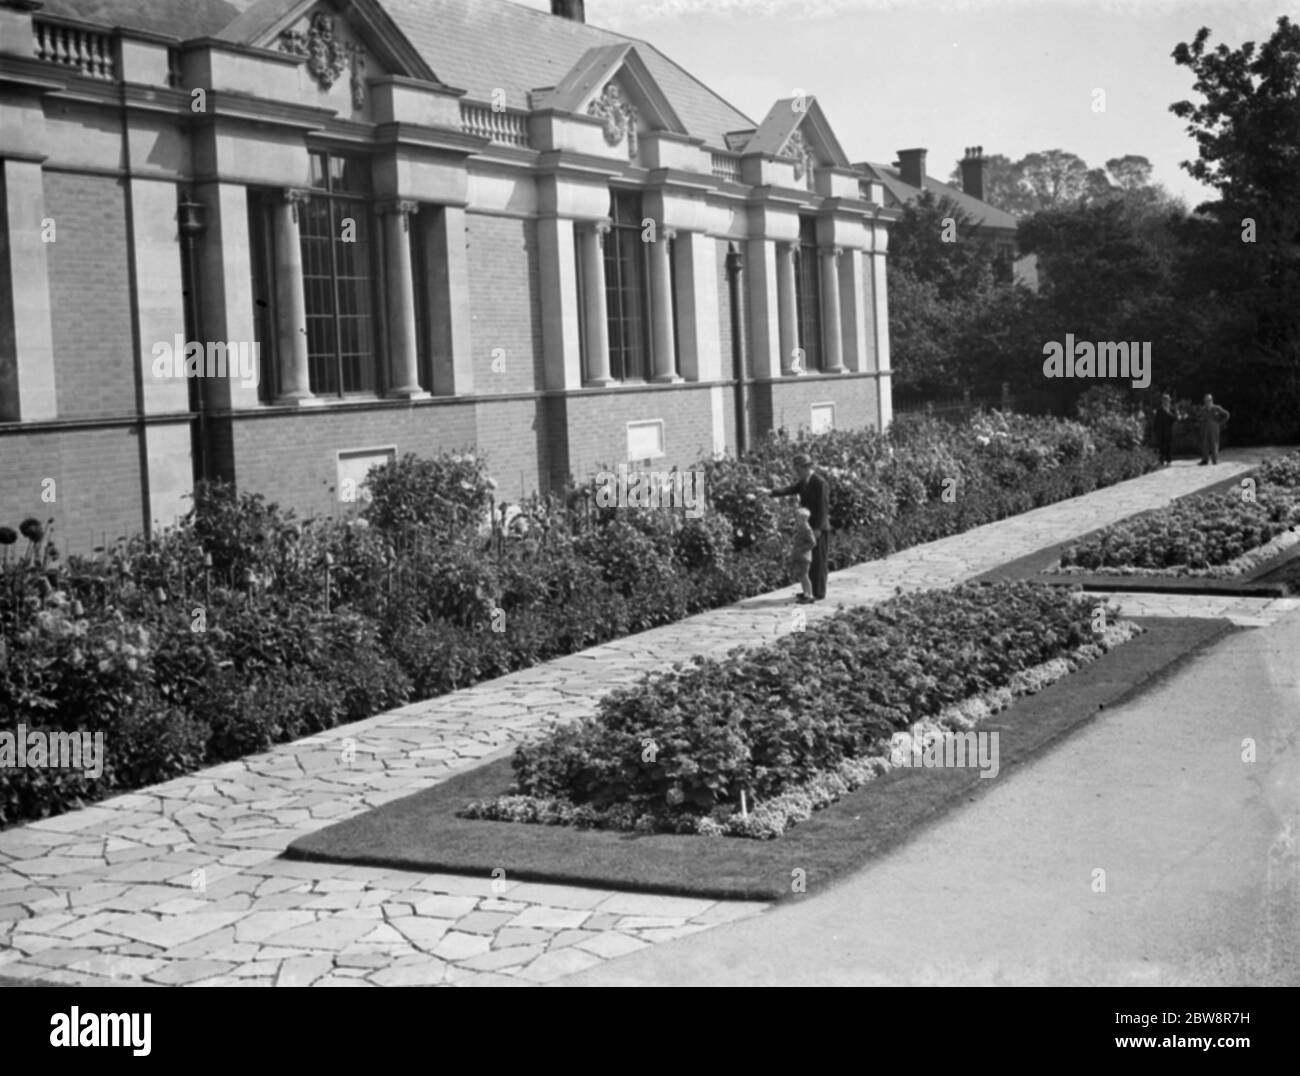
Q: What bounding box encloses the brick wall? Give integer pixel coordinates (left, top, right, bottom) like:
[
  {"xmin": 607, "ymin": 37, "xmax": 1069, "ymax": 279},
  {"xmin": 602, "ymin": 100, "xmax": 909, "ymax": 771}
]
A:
[
  {"xmin": 466, "ymin": 213, "xmax": 542, "ymax": 396},
  {"xmin": 43, "ymin": 172, "xmax": 136, "ymax": 421},
  {"xmin": 752, "ymin": 374, "xmax": 881, "ymax": 438},
  {"xmin": 474, "ymin": 396, "xmax": 549, "ymax": 501},
  {"xmin": 0, "ymin": 427, "xmax": 145, "ymax": 554},
  {"xmin": 559, "ymin": 385, "xmax": 717, "ymax": 487},
  {"xmin": 228, "ymin": 402, "xmax": 478, "ymax": 518}
]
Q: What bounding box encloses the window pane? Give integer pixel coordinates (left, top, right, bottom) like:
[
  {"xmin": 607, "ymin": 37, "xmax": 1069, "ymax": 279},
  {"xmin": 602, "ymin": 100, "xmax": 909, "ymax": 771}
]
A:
[{"xmin": 336, "ymin": 156, "xmax": 371, "ymax": 194}]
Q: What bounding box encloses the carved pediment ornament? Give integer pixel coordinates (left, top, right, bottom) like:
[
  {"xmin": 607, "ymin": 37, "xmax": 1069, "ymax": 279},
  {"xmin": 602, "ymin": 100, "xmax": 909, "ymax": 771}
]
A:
[
  {"xmin": 779, "ymin": 129, "xmax": 814, "ymax": 186},
  {"xmin": 588, "ymin": 82, "xmax": 639, "ymax": 159},
  {"xmin": 280, "ymin": 11, "xmax": 366, "ymax": 106}
]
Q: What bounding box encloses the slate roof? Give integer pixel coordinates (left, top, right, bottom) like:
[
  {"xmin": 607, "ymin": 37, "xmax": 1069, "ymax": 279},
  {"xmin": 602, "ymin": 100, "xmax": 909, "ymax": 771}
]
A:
[
  {"xmin": 39, "ymin": 0, "xmax": 256, "ymax": 39},
  {"xmin": 381, "ymin": 0, "xmax": 753, "ymax": 146},
  {"xmin": 39, "ymin": 0, "xmax": 756, "ymax": 149},
  {"xmin": 859, "ymin": 160, "xmax": 1018, "ymax": 232},
  {"xmin": 745, "ymin": 98, "xmax": 850, "ymax": 167}
]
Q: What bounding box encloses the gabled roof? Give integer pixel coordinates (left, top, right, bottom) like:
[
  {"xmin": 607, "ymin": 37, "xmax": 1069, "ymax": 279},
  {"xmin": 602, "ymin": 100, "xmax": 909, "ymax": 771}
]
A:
[
  {"xmin": 745, "ymin": 97, "xmax": 849, "ymax": 167},
  {"xmin": 216, "ymin": 0, "xmax": 438, "ymax": 83},
  {"xmin": 535, "ymin": 43, "xmax": 687, "ymax": 136},
  {"xmin": 39, "ymin": 0, "xmax": 256, "ymax": 38},
  {"xmin": 859, "ymin": 160, "xmax": 1019, "ymax": 232},
  {"xmin": 214, "ymin": 0, "xmax": 310, "ymax": 41},
  {"xmin": 382, "ymin": 0, "xmax": 751, "ymax": 146},
  {"xmin": 39, "ymin": 0, "xmax": 756, "ymax": 149}
]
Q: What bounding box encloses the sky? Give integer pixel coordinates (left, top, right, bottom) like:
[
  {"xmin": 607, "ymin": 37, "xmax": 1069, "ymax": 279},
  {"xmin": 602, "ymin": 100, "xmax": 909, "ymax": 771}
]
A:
[{"xmin": 516, "ymin": 0, "xmax": 1293, "ymax": 209}]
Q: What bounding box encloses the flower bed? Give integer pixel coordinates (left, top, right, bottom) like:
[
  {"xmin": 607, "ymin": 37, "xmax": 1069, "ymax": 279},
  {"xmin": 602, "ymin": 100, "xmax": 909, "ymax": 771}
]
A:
[
  {"xmin": 458, "ymin": 582, "xmax": 1141, "ymax": 839},
  {"xmin": 0, "ymin": 409, "xmax": 1155, "ymax": 827},
  {"xmin": 1051, "ymin": 451, "xmax": 1300, "ymax": 576}
]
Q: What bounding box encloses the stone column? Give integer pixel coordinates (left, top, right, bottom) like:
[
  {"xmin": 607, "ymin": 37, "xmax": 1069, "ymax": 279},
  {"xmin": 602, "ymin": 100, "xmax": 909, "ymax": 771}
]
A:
[
  {"xmin": 380, "ymin": 199, "xmax": 426, "ymax": 398},
  {"xmin": 273, "ymin": 188, "xmax": 313, "ymax": 402},
  {"xmin": 776, "ymin": 241, "xmax": 799, "ymax": 375},
  {"xmin": 579, "ymin": 220, "xmax": 616, "ymax": 386},
  {"xmin": 820, "ymin": 246, "xmax": 846, "ymax": 373},
  {"xmin": 649, "ymin": 226, "xmax": 681, "ymax": 383}
]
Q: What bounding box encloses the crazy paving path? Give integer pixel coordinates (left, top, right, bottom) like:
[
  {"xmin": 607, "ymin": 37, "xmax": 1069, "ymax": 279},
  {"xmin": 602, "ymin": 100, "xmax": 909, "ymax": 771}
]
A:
[{"xmin": 1, "ymin": 451, "xmax": 1295, "ymax": 987}]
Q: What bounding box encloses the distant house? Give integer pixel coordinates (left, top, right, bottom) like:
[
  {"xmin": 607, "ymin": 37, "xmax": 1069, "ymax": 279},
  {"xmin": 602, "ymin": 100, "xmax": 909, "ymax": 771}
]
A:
[
  {"xmin": 856, "ymin": 147, "xmax": 1037, "ymax": 289},
  {"xmin": 0, "ymin": 0, "xmax": 903, "ymax": 546}
]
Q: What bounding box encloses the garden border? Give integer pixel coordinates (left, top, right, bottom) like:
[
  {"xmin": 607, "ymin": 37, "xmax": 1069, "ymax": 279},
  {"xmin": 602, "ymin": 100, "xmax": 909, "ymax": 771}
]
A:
[
  {"xmin": 284, "ymin": 617, "xmax": 1234, "ymax": 902},
  {"xmin": 971, "ymin": 466, "xmax": 1300, "ymax": 596}
]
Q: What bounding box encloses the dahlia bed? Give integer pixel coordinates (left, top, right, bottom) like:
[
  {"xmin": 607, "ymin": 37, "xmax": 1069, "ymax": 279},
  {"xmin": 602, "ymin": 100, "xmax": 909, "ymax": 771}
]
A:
[
  {"xmin": 1052, "ymin": 452, "xmax": 1300, "ymax": 576},
  {"xmin": 459, "ymin": 581, "xmax": 1141, "ymax": 839}
]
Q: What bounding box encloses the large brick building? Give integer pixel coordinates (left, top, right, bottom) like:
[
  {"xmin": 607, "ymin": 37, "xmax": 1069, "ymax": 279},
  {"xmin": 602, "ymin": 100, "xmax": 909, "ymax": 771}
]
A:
[{"xmin": 0, "ymin": 0, "xmax": 905, "ymax": 549}]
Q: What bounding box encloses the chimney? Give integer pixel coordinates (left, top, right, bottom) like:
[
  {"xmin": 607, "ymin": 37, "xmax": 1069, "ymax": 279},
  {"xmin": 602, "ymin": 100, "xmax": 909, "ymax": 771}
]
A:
[
  {"xmin": 895, "ymin": 148, "xmax": 927, "ymax": 190},
  {"xmin": 551, "ymin": 0, "xmax": 586, "ymax": 21},
  {"xmin": 960, "ymin": 146, "xmax": 988, "ymax": 201}
]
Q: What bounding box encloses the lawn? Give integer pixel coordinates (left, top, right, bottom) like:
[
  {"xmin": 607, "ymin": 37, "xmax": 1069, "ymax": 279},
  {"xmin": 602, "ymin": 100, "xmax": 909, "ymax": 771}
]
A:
[{"xmin": 286, "ymin": 616, "xmax": 1231, "ymax": 901}]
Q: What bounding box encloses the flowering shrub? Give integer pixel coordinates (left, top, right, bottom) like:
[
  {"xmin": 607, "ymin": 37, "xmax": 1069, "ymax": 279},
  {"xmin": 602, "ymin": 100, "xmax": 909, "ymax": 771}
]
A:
[
  {"xmin": 363, "ymin": 451, "xmax": 494, "ymax": 532},
  {"xmin": 2, "ymin": 419, "xmax": 1155, "ymax": 827},
  {"xmin": 1056, "ymin": 450, "xmax": 1300, "ymax": 572},
  {"xmin": 462, "ymin": 581, "xmax": 1140, "ymax": 837},
  {"xmin": 1075, "ymin": 386, "xmax": 1146, "ymax": 450}
]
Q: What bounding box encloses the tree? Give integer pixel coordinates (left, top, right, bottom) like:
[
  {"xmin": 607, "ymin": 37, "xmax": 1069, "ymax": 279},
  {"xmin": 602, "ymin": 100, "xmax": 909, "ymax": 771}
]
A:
[
  {"xmin": 1170, "ymin": 15, "xmax": 1300, "ymax": 441},
  {"xmin": 888, "ymin": 190, "xmax": 996, "ymax": 299},
  {"xmin": 952, "ymin": 150, "xmax": 1163, "ymax": 215},
  {"xmin": 947, "ymin": 153, "xmax": 1038, "ymax": 216},
  {"xmin": 887, "ymin": 191, "xmax": 1034, "ymax": 394},
  {"xmin": 1018, "ymin": 150, "xmax": 1092, "ymax": 210},
  {"xmin": 1106, "ymin": 155, "xmax": 1155, "ymax": 190}
]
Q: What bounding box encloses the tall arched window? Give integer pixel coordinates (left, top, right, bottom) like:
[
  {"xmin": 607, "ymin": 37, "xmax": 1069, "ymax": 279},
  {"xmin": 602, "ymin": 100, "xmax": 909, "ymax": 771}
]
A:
[
  {"xmin": 793, "ymin": 215, "xmax": 822, "ymax": 372},
  {"xmin": 603, "ymin": 190, "xmax": 650, "ymax": 381},
  {"xmin": 300, "ymin": 151, "xmax": 378, "ymax": 395}
]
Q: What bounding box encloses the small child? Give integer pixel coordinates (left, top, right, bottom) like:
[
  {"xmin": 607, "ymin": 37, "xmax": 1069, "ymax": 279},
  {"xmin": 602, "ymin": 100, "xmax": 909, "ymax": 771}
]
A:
[{"xmin": 790, "ymin": 507, "xmax": 816, "ymax": 603}]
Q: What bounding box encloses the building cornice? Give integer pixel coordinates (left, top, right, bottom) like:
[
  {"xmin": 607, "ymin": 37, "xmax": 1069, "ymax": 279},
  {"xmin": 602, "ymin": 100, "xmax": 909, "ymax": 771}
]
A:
[
  {"xmin": 372, "ymin": 121, "xmax": 486, "ymax": 155},
  {"xmin": 0, "ymin": 54, "xmax": 68, "ymax": 94}
]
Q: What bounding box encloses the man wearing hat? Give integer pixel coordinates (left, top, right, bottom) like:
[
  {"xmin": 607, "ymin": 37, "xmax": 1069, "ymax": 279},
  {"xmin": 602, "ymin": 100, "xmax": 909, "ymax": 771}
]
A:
[
  {"xmin": 1198, "ymin": 393, "xmax": 1230, "ymax": 465},
  {"xmin": 764, "ymin": 453, "xmax": 831, "ymax": 601}
]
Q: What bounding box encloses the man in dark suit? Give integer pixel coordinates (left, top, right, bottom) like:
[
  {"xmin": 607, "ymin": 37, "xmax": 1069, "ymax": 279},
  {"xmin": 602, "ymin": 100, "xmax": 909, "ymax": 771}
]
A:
[{"xmin": 765, "ymin": 453, "xmax": 831, "ymax": 600}]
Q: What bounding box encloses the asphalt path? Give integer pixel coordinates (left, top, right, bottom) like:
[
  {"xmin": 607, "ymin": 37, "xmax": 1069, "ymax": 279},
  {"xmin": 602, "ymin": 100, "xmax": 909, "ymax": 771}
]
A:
[{"xmin": 557, "ymin": 609, "xmax": 1300, "ymax": 986}]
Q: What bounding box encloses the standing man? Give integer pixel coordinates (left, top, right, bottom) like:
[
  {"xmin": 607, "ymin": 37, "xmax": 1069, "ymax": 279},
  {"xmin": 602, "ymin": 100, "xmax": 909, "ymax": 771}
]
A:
[
  {"xmin": 1154, "ymin": 393, "xmax": 1176, "ymax": 466},
  {"xmin": 1199, "ymin": 394, "xmax": 1230, "ymax": 465},
  {"xmin": 764, "ymin": 453, "xmax": 831, "ymax": 601}
]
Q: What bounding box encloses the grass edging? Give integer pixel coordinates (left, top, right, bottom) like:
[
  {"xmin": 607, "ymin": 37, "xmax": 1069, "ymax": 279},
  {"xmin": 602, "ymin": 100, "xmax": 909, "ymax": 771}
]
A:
[
  {"xmin": 284, "ymin": 617, "xmax": 1234, "ymax": 902},
  {"xmin": 971, "ymin": 463, "xmax": 1300, "ymax": 596}
]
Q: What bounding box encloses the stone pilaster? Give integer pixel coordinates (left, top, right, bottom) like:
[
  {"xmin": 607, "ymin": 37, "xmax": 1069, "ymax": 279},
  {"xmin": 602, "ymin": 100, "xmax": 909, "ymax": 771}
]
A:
[
  {"xmin": 0, "ymin": 159, "xmax": 57, "ymax": 421},
  {"xmin": 868, "ymin": 221, "xmax": 892, "ymax": 428},
  {"xmin": 670, "ymin": 230, "xmax": 721, "ymax": 383},
  {"xmin": 745, "ymin": 238, "xmax": 781, "ymax": 381},
  {"xmin": 424, "ymin": 204, "xmax": 473, "ymax": 396}
]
